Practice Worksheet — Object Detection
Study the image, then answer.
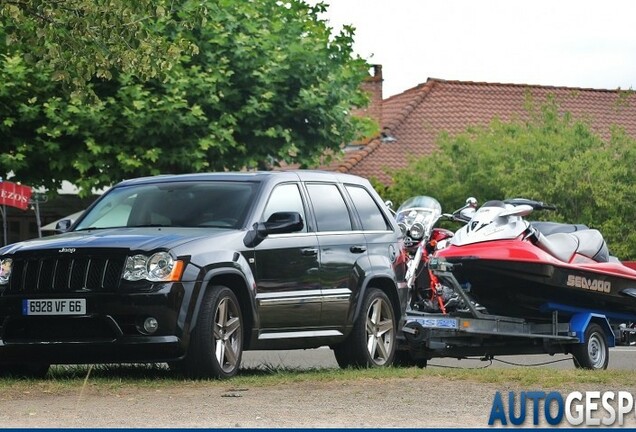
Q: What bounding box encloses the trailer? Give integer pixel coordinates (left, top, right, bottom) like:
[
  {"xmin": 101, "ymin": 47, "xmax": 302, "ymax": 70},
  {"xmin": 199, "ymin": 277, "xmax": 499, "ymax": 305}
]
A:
[{"xmin": 399, "ymin": 261, "xmax": 634, "ymax": 370}]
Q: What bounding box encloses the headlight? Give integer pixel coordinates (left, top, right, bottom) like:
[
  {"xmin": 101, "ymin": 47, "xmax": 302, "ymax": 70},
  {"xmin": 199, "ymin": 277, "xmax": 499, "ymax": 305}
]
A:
[
  {"xmin": 123, "ymin": 252, "xmax": 183, "ymax": 282},
  {"xmin": 409, "ymin": 222, "xmax": 425, "ymax": 240},
  {"xmin": 0, "ymin": 258, "xmax": 12, "ymax": 285}
]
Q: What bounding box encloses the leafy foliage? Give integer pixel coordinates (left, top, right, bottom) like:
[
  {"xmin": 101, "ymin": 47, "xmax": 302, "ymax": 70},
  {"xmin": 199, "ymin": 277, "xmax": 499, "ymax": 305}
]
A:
[
  {"xmin": 0, "ymin": 0, "xmax": 196, "ymax": 88},
  {"xmin": 0, "ymin": 0, "xmax": 375, "ymax": 194},
  {"xmin": 386, "ymin": 98, "xmax": 636, "ymax": 259}
]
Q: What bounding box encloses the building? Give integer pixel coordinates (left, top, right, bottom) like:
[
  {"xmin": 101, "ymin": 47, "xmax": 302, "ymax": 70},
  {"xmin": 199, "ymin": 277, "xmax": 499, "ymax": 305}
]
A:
[{"xmin": 334, "ymin": 66, "xmax": 636, "ymax": 184}]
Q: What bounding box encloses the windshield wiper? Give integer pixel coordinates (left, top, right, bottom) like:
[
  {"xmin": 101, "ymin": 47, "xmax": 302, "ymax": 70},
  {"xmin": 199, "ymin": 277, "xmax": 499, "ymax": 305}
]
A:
[
  {"xmin": 128, "ymin": 224, "xmax": 172, "ymax": 228},
  {"xmin": 74, "ymin": 225, "xmax": 168, "ymax": 231},
  {"xmin": 73, "ymin": 226, "xmax": 116, "ymax": 232}
]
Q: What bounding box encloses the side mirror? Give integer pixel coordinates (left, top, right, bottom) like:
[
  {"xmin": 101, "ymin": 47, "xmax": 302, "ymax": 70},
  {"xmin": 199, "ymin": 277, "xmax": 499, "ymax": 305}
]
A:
[
  {"xmin": 384, "ymin": 200, "xmax": 396, "ymax": 217},
  {"xmin": 55, "ymin": 219, "xmax": 73, "ymax": 233},
  {"xmin": 263, "ymin": 211, "xmax": 304, "ymax": 234},
  {"xmin": 243, "ymin": 212, "xmax": 304, "ymax": 247}
]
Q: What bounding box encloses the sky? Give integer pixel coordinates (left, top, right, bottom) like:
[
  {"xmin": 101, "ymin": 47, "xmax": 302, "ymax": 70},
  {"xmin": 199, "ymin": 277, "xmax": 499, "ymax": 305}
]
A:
[{"xmin": 315, "ymin": 0, "xmax": 636, "ymax": 97}]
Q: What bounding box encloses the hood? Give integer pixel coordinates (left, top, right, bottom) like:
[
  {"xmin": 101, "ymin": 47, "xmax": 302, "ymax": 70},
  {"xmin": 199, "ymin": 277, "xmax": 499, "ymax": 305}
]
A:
[{"xmin": 0, "ymin": 227, "xmax": 242, "ymax": 255}]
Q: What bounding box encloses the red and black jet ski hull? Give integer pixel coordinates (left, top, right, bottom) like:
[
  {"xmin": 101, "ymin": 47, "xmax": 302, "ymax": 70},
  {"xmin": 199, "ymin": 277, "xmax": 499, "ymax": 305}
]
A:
[{"xmin": 437, "ymin": 240, "xmax": 636, "ymax": 321}]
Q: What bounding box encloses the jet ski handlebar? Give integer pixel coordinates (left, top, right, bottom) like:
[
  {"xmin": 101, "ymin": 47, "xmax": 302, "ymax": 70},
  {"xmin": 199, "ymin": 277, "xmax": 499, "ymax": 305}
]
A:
[
  {"xmin": 504, "ymin": 198, "xmax": 557, "ymax": 211},
  {"xmin": 442, "ymin": 197, "xmax": 479, "ymax": 223}
]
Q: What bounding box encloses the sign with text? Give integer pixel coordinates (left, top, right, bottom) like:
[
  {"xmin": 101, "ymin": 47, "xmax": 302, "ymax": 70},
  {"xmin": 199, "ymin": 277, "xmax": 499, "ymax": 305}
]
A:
[{"xmin": 0, "ymin": 181, "xmax": 32, "ymax": 210}]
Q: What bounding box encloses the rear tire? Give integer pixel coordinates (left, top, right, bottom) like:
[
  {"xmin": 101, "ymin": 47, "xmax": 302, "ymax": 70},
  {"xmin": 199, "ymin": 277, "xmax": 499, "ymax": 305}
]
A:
[
  {"xmin": 181, "ymin": 286, "xmax": 243, "ymax": 379},
  {"xmin": 572, "ymin": 323, "xmax": 609, "ymax": 370},
  {"xmin": 393, "ymin": 350, "xmax": 428, "ymax": 368},
  {"xmin": 334, "ymin": 288, "xmax": 396, "ymax": 368}
]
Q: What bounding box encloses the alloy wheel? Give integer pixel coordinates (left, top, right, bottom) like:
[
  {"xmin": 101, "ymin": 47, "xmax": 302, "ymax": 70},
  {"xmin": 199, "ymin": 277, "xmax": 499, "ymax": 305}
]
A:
[
  {"xmin": 213, "ymin": 296, "xmax": 242, "ymax": 374},
  {"xmin": 365, "ymin": 297, "xmax": 395, "ymax": 366}
]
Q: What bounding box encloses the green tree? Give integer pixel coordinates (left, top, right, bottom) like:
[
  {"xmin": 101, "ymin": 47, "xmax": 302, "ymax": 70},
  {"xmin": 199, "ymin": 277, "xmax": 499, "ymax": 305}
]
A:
[
  {"xmin": 1, "ymin": 0, "xmax": 375, "ymax": 194},
  {"xmin": 0, "ymin": 0, "xmax": 196, "ymax": 88},
  {"xmin": 386, "ymin": 98, "xmax": 636, "ymax": 259}
]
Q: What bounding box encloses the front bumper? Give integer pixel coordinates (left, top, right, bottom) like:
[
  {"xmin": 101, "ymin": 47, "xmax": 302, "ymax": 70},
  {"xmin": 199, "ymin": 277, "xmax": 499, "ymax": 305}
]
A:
[
  {"xmin": 0, "ymin": 282, "xmax": 193, "ymax": 364},
  {"xmin": 0, "ymin": 335, "xmax": 183, "ymax": 364}
]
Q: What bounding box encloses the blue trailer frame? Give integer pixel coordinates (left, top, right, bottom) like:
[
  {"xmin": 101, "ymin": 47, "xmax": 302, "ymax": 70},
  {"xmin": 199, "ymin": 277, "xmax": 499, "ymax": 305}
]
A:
[{"xmin": 400, "ymin": 263, "xmax": 624, "ymax": 369}]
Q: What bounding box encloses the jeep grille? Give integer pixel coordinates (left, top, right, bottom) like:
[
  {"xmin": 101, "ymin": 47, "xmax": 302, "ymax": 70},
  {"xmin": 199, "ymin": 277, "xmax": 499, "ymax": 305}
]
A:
[{"xmin": 6, "ymin": 255, "xmax": 125, "ymax": 293}]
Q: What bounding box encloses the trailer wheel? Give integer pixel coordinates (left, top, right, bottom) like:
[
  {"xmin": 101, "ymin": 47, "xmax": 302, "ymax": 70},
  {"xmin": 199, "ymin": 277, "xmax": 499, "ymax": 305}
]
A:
[{"xmin": 572, "ymin": 323, "xmax": 609, "ymax": 370}]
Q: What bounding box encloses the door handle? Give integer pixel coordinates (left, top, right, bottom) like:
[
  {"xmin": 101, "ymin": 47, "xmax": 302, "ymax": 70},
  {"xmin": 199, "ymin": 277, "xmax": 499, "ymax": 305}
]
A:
[
  {"xmin": 301, "ymin": 248, "xmax": 318, "ymax": 256},
  {"xmin": 349, "ymin": 245, "xmax": 367, "ymax": 254}
]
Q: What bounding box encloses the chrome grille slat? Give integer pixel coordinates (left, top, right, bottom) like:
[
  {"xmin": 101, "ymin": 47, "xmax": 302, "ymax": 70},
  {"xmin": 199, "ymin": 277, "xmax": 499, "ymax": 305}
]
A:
[
  {"xmin": 54, "ymin": 258, "xmax": 72, "ymax": 291},
  {"xmin": 86, "ymin": 258, "xmax": 107, "ymax": 289},
  {"xmin": 38, "ymin": 259, "xmax": 55, "ymax": 292},
  {"xmin": 9, "ymin": 259, "xmax": 25, "ymax": 292},
  {"xmin": 104, "ymin": 259, "xmax": 122, "ymax": 288},
  {"xmin": 26, "ymin": 259, "xmax": 40, "ymax": 291},
  {"xmin": 5, "ymin": 255, "xmax": 124, "ymax": 294},
  {"xmin": 69, "ymin": 258, "xmax": 88, "ymax": 290}
]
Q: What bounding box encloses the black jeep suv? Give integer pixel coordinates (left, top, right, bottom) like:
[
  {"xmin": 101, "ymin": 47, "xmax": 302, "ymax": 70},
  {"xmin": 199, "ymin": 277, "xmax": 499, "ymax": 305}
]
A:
[{"xmin": 0, "ymin": 171, "xmax": 407, "ymax": 378}]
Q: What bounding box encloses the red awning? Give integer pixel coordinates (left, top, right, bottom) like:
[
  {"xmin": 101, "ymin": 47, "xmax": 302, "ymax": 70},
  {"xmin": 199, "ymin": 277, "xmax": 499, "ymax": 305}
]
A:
[{"xmin": 0, "ymin": 181, "xmax": 32, "ymax": 210}]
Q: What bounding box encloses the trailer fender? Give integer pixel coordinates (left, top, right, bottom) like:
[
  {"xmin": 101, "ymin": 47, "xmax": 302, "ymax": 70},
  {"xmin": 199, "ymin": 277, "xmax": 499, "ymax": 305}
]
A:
[{"xmin": 569, "ymin": 313, "xmax": 616, "ymax": 347}]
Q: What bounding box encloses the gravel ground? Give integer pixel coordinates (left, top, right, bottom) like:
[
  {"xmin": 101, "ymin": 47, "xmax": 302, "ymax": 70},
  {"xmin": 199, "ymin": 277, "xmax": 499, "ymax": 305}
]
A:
[{"xmin": 0, "ymin": 375, "xmax": 497, "ymax": 428}]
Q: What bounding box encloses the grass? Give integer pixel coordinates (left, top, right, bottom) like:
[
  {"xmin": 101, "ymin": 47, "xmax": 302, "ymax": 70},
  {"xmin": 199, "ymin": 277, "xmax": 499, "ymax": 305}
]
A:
[{"xmin": 2, "ymin": 362, "xmax": 636, "ymax": 397}]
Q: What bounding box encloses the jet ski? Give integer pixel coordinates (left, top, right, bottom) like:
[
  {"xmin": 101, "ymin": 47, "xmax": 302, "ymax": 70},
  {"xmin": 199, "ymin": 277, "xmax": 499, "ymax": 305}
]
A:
[{"xmin": 436, "ymin": 198, "xmax": 636, "ymax": 322}]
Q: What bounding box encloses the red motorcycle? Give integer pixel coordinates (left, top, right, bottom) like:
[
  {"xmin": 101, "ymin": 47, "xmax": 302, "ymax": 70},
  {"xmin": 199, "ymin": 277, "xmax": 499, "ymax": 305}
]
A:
[{"xmin": 395, "ymin": 196, "xmax": 476, "ymax": 313}]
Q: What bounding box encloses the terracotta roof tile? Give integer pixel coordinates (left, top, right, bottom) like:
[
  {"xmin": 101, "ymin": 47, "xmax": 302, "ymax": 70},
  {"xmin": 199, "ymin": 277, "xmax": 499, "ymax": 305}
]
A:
[{"xmin": 331, "ymin": 78, "xmax": 636, "ymax": 184}]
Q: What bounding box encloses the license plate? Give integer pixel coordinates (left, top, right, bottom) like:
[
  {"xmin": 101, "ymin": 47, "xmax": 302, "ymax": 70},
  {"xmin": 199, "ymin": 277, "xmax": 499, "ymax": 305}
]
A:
[
  {"xmin": 22, "ymin": 299, "xmax": 86, "ymax": 316},
  {"xmin": 412, "ymin": 317, "xmax": 458, "ymax": 329}
]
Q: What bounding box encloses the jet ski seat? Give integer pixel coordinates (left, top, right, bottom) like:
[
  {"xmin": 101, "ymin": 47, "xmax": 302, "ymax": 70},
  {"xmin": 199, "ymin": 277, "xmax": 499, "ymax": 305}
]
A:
[
  {"xmin": 571, "ymin": 229, "xmax": 610, "ymax": 262},
  {"xmin": 534, "ymin": 229, "xmax": 610, "ymax": 263},
  {"xmin": 530, "ymin": 221, "xmax": 589, "ymax": 236}
]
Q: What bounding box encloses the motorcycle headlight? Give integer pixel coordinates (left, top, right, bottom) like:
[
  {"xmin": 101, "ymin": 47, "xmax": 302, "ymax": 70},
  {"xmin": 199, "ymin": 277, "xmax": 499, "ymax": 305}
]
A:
[
  {"xmin": 409, "ymin": 222, "xmax": 425, "ymax": 240},
  {"xmin": 0, "ymin": 258, "xmax": 12, "ymax": 285},
  {"xmin": 123, "ymin": 252, "xmax": 184, "ymax": 282}
]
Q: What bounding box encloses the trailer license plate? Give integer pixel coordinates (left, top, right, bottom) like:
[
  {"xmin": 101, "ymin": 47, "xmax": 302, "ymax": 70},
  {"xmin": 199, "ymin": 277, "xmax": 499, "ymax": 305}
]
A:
[
  {"xmin": 22, "ymin": 299, "xmax": 86, "ymax": 316},
  {"xmin": 414, "ymin": 317, "xmax": 458, "ymax": 329}
]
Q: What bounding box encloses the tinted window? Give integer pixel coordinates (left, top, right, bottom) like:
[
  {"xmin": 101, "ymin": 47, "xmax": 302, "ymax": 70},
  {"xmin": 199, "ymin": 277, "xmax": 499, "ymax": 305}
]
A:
[
  {"xmin": 306, "ymin": 183, "xmax": 352, "ymax": 232},
  {"xmin": 346, "ymin": 185, "xmax": 390, "ymax": 231},
  {"xmin": 262, "ymin": 183, "xmax": 307, "ymax": 232}
]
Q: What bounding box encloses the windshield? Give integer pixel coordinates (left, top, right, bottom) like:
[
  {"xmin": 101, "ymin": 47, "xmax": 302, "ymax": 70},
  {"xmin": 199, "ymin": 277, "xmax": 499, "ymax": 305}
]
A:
[
  {"xmin": 395, "ymin": 196, "xmax": 442, "ymax": 229},
  {"xmin": 74, "ymin": 181, "xmax": 259, "ymax": 230}
]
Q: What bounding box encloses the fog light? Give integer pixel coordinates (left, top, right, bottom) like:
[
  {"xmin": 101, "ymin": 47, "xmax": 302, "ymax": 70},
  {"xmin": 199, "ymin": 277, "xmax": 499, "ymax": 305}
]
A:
[{"xmin": 143, "ymin": 317, "xmax": 159, "ymax": 334}]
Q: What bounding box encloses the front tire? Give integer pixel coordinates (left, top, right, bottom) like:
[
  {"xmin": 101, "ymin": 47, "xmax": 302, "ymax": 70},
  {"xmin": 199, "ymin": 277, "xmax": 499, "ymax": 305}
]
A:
[
  {"xmin": 572, "ymin": 323, "xmax": 609, "ymax": 370},
  {"xmin": 0, "ymin": 363, "xmax": 50, "ymax": 378},
  {"xmin": 334, "ymin": 288, "xmax": 396, "ymax": 368},
  {"xmin": 181, "ymin": 286, "xmax": 243, "ymax": 379}
]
